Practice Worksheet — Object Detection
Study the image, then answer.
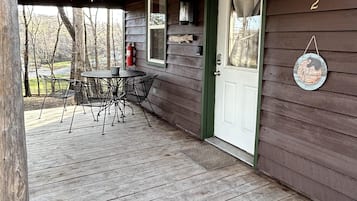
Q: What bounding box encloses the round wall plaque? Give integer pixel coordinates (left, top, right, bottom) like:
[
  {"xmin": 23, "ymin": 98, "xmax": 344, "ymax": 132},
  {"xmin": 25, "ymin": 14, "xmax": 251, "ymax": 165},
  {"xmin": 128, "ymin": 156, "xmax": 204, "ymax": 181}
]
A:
[{"xmin": 293, "ymin": 53, "xmax": 328, "ymax": 91}]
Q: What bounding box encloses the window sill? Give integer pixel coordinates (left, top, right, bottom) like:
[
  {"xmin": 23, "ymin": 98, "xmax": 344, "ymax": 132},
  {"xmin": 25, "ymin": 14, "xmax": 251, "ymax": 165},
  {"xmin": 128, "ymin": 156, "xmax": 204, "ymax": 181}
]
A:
[{"xmin": 146, "ymin": 61, "xmax": 166, "ymax": 68}]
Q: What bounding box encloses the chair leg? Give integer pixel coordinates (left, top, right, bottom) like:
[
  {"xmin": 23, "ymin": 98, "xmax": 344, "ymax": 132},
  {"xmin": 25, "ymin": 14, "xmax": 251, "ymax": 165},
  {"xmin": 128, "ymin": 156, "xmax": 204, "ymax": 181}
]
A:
[
  {"xmin": 108, "ymin": 104, "xmax": 111, "ymax": 115},
  {"xmin": 121, "ymin": 100, "xmax": 126, "ymax": 123},
  {"xmin": 112, "ymin": 103, "xmax": 117, "ymax": 126},
  {"xmin": 60, "ymin": 98, "xmax": 68, "ymax": 123},
  {"xmin": 82, "ymin": 105, "xmax": 86, "ymax": 114},
  {"xmin": 123, "ymin": 99, "xmax": 126, "ymax": 116},
  {"xmin": 63, "ymin": 98, "xmax": 68, "ymax": 111},
  {"xmin": 90, "ymin": 107, "xmax": 97, "ymax": 121},
  {"xmin": 141, "ymin": 106, "xmax": 152, "ymax": 127},
  {"xmin": 146, "ymin": 99, "xmax": 155, "ymax": 113},
  {"xmin": 116, "ymin": 104, "xmax": 121, "ymax": 123},
  {"xmin": 106, "ymin": 91, "xmax": 112, "ymax": 116},
  {"xmin": 60, "ymin": 106, "xmax": 66, "ymax": 123},
  {"xmin": 69, "ymin": 105, "xmax": 78, "ymax": 133},
  {"xmin": 102, "ymin": 106, "xmax": 107, "ymax": 135},
  {"xmin": 39, "ymin": 95, "xmax": 48, "ymax": 119},
  {"xmin": 111, "ymin": 102, "xmax": 121, "ymax": 126}
]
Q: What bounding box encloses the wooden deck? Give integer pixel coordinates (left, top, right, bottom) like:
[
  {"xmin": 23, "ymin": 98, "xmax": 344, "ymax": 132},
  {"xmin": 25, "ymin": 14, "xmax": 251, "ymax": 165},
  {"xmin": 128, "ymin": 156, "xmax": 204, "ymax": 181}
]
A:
[{"xmin": 25, "ymin": 105, "xmax": 309, "ymax": 201}]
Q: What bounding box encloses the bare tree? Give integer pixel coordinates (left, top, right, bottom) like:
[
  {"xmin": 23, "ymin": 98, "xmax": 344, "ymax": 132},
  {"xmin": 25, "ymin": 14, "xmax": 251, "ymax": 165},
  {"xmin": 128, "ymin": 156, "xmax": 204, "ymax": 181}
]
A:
[
  {"xmin": 111, "ymin": 11, "xmax": 117, "ymax": 66},
  {"xmin": 106, "ymin": 9, "xmax": 111, "ymax": 69},
  {"xmin": 58, "ymin": 7, "xmax": 74, "ymax": 40},
  {"xmin": 73, "ymin": 8, "xmax": 85, "ymax": 80},
  {"xmin": 86, "ymin": 8, "xmax": 99, "ymax": 70},
  {"xmin": 84, "ymin": 20, "xmax": 91, "ymax": 71},
  {"xmin": 40, "ymin": 15, "xmax": 63, "ymax": 92},
  {"xmin": 29, "ymin": 15, "xmax": 41, "ymax": 95},
  {"xmin": 22, "ymin": 6, "xmax": 33, "ymax": 97},
  {"xmin": 58, "ymin": 7, "xmax": 76, "ymax": 81},
  {"xmin": 50, "ymin": 15, "xmax": 63, "ymax": 76}
]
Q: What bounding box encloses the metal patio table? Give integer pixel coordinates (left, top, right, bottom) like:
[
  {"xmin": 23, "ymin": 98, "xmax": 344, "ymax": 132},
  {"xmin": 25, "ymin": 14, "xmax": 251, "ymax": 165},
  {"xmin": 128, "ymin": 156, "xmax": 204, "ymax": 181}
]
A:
[{"xmin": 81, "ymin": 69, "xmax": 146, "ymax": 125}]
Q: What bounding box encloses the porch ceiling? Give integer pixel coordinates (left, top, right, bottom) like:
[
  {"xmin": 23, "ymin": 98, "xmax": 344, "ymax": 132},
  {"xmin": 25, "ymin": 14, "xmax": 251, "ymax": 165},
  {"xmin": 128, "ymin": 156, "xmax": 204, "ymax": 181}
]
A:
[{"xmin": 17, "ymin": 0, "xmax": 126, "ymax": 8}]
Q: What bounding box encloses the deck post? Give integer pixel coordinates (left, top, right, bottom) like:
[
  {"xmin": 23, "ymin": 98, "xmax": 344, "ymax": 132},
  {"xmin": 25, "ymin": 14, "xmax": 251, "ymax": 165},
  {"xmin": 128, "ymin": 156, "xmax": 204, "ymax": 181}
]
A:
[{"xmin": 0, "ymin": 0, "xmax": 29, "ymax": 200}]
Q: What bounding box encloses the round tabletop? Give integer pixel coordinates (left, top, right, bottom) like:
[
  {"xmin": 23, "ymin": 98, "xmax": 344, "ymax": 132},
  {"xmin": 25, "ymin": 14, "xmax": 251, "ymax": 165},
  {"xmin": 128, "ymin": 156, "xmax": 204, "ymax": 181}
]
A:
[{"xmin": 81, "ymin": 69, "xmax": 146, "ymax": 79}]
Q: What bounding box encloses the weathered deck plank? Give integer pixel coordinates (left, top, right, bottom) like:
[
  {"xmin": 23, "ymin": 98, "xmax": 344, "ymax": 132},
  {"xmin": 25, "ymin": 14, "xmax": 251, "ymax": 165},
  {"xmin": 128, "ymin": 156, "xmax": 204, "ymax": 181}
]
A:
[{"xmin": 25, "ymin": 106, "xmax": 308, "ymax": 201}]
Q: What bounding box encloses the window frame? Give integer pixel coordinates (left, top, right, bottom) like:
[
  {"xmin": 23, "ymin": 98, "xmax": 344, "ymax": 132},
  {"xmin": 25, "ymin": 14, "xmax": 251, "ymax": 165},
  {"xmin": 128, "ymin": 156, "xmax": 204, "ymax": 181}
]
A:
[{"xmin": 146, "ymin": 0, "xmax": 167, "ymax": 67}]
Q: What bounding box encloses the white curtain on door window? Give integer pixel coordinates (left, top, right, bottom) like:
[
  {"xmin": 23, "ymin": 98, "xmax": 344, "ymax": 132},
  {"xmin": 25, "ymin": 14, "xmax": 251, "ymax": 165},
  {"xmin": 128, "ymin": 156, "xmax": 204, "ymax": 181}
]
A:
[
  {"xmin": 233, "ymin": 0, "xmax": 260, "ymax": 17},
  {"xmin": 230, "ymin": 0, "xmax": 260, "ymax": 68}
]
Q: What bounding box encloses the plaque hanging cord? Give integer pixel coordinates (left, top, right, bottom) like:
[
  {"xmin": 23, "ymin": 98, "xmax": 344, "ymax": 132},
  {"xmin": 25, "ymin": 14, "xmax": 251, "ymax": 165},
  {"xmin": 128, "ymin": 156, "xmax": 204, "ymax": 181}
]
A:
[{"xmin": 303, "ymin": 35, "xmax": 320, "ymax": 55}]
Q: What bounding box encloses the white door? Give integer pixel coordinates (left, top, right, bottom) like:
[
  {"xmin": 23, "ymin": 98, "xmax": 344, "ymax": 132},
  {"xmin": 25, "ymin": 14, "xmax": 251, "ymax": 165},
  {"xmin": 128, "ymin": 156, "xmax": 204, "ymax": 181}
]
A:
[{"xmin": 214, "ymin": 0, "xmax": 263, "ymax": 155}]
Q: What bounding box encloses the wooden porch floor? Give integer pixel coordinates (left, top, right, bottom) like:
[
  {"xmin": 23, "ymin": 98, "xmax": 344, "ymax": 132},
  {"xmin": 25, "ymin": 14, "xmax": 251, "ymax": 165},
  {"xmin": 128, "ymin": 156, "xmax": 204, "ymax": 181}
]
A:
[{"xmin": 25, "ymin": 105, "xmax": 309, "ymax": 201}]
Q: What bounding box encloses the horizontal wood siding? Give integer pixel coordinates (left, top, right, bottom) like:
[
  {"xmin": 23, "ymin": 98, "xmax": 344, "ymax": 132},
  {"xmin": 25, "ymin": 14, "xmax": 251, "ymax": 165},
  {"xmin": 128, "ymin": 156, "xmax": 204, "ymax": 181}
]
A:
[
  {"xmin": 124, "ymin": 0, "xmax": 204, "ymax": 137},
  {"xmin": 258, "ymin": 1, "xmax": 357, "ymax": 201}
]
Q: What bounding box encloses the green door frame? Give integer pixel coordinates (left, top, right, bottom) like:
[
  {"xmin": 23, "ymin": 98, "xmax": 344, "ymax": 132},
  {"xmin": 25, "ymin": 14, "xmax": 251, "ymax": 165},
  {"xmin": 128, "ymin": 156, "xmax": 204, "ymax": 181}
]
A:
[
  {"xmin": 201, "ymin": 0, "xmax": 267, "ymax": 168},
  {"xmin": 201, "ymin": 0, "xmax": 218, "ymax": 140}
]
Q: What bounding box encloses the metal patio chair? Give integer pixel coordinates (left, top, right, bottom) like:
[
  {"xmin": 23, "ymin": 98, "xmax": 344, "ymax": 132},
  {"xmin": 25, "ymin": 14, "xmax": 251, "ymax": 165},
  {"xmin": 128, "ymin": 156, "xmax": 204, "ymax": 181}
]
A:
[
  {"xmin": 38, "ymin": 75, "xmax": 78, "ymax": 122},
  {"xmin": 125, "ymin": 74, "xmax": 158, "ymax": 127},
  {"xmin": 68, "ymin": 78, "xmax": 117, "ymax": 134}
]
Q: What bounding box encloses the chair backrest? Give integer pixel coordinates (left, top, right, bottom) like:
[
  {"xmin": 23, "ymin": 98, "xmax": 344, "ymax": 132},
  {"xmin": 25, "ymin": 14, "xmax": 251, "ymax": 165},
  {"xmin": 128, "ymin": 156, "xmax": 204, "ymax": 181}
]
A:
[
  {"xmin": 126, "ymin": 74, "xmax": 157, "ymax": 103},
  {"xmin": 39, "ymin": 75, "xmax": 73, "ymax": 98},
  {"xmin": 75, "ymin": 78, "xmax": 113, "ymax": 107},
  {"xmin": 141, "ymin": 74, "xmax": 158, "ymax": 99}
]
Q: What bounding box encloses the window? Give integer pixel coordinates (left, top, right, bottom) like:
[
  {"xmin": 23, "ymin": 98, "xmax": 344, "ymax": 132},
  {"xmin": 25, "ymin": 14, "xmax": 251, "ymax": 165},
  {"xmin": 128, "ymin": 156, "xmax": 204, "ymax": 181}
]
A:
[
  {"xmin": 147, "ymin": 0, "xmax": 166, "ymax": 65},
  {"xmin": 229, "ymin": 0, "xmax": 261, "ymax": 68}
]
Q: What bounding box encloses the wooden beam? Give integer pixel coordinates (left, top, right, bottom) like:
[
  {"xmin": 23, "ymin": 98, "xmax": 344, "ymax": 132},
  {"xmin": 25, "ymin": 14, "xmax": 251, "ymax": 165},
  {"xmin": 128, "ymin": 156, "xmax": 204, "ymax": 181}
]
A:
[
  {"xmin": 0, "ymin": 0, "xmax": 29, "ymax": 201},
  {"xmin": 17, "ymin": 0, "xmax": 125, "ymax": 8}
]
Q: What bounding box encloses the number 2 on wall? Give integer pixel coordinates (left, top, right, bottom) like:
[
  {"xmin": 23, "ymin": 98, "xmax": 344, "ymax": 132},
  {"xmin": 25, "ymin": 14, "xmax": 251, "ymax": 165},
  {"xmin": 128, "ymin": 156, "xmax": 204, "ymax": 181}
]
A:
[{"xmin": 311, "ymin": 0, "xmax": 319, "ymax": 10}]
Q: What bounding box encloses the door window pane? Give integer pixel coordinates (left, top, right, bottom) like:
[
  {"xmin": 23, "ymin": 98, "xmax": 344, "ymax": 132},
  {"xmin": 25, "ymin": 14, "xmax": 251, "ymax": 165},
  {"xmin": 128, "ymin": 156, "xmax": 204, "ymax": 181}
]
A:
[{"xmin": 229, "ymin": 1, "xmax": 261, "ymax": 68}]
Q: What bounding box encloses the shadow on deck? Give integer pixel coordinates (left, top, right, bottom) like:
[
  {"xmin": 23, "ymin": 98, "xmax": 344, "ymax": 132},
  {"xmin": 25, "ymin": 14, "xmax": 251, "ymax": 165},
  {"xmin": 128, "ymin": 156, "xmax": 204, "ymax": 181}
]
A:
[{"xmin": 25, "ymin": 105, "xmax": 308, "ymax": 201}]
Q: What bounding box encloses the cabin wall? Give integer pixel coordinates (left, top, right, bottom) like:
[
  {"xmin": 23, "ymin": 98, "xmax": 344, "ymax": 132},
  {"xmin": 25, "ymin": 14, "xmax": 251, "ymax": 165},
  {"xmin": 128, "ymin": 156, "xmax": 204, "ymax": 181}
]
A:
[
  {"xmin": 124, "ymin": 0, "xmax": 204, "ymax": 137},
  {"xmin": 258, "ymin": 1, "xmax": 357, "ymax": 201}
]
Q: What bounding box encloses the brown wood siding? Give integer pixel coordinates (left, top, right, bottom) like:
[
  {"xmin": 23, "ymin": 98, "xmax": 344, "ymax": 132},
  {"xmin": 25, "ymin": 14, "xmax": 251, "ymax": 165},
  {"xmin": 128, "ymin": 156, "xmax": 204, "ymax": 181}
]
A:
[
  {"xmin": 124, "ymin": 0, "xmax": 204, "ymax": 137},
  {"xmin": 258, "ymin": 1, "xmax": 357, "ymax": 201}
]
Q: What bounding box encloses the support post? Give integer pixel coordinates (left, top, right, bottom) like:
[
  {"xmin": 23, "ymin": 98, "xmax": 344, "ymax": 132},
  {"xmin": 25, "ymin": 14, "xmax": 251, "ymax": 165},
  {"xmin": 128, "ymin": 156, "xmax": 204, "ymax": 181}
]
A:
[
  {"xmin": 73, "ymin": 8, "xmax": 85, "ymax": 80},
  {"xmin": 0, "ymin": 0, "xmax": 29, "ymax": 200}
]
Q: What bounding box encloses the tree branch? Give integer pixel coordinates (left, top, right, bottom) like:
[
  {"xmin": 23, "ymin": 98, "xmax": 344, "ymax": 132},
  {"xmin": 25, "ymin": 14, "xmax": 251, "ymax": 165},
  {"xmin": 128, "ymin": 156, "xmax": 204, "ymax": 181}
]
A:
[{"xmin": 57, "ymin": 7, "xmax": 75, "ymax": 41}]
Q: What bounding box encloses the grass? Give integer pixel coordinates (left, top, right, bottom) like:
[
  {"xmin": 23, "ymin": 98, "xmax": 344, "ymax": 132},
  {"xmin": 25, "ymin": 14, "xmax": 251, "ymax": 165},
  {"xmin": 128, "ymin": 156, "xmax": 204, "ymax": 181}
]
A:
[
  {"xmin": 24, "ymin": 60, "xmax": 70, "ymax": 96},
  {"xmin": 24, "ymin": 75, "xmax": 70, "ymax": 96},
  {"xmin": 27, "ymin": 78, "xmax": 47, "ymax": 95},
  {"xmin": 33, "ymin": 61, "xmax": 70, "ymax": 70},
  {"xmin": 52, "ymin": 61, "xmax": 71, "ymax": 69}
]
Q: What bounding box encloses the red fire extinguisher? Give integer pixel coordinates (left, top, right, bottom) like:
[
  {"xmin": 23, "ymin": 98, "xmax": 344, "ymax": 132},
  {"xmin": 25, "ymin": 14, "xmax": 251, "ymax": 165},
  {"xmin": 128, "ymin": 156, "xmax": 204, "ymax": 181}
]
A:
[{"xmin": 126, "ymin": 43, "xmax": 134, "ymax": 67}]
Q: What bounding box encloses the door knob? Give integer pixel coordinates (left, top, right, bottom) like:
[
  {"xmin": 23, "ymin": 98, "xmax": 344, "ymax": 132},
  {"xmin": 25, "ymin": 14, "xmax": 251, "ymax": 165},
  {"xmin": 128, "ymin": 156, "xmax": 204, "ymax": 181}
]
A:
[{"xmin": 214, "ymin": 70, "xmax": 221, "ymax": 76}]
